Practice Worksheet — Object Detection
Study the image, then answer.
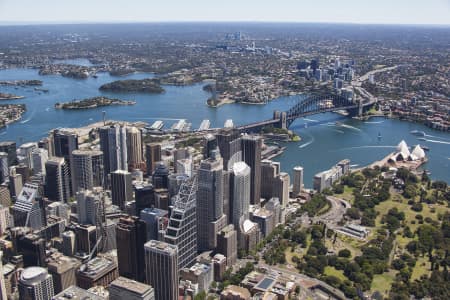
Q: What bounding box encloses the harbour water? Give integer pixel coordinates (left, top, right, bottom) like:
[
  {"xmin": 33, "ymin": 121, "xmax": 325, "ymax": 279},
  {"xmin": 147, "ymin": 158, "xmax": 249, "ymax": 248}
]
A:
[{"xmin": 0, "ymin": 66, "xmax": 449, "ymax": 186}]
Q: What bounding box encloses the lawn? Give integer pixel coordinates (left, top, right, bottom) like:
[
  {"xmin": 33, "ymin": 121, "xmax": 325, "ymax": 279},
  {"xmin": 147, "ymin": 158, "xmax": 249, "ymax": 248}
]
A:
[
  {"xmin": 371, "ymin": 270, "xmax": 397, "ymax": 297},
  {"xmin": 324, "ymin": 266, "xmax": 347, "ymax": 281},
  {"xmin": 411, "ymin": 256, "xmax": 431, "ymax": 281},
  {"xmin": 340, "ymin": 186, "xmax": 355, "ymax": 203}
]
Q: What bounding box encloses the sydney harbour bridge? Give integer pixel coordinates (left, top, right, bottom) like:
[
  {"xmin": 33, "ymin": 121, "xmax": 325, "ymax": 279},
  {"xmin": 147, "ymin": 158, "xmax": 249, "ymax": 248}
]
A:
[{"xmin": 237, "ymin": 92, "xmax": 376, "ymax": 133}]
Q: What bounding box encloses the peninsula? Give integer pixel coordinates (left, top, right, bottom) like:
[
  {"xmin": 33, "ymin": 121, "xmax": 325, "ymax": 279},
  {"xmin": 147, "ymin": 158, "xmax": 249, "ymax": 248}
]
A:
[
  {"xmin": 0, "ymin": 80, "xmax": 43, "ymax": 86},
  {"xmin": 0, "ymin": 104, "xmax": 26, "ymax": 127},
  {"xmin": 99, "ymin": 78, "xmax": 164, "ymax": 94},
  {"xmin": 0, "ymin": 93, "xmax": 25, "ymax": 100},
  {"xmin": 55, "ymin": 96, "xmax": 136, "ymax": 110}
]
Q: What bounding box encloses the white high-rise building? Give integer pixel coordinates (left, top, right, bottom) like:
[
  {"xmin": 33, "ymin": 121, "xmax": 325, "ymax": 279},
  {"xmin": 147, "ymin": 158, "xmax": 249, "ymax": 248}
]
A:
[
  {"xmin": 76, "ymin": 189, "xmax": 102, "ymax": 226},
  {"xmin": 293, "ymin": 166, "xmax": 304, "ymax": 195},
  {"xmin": 230, "ymin": 162, "xmax": 251, "ymax": 230},
  {"xmin": 18, "ymin": 142, "xmax": 38, "ymax": 169},
  {"xmin": 176, "ymin": 158, "xmax": 193, "ymax": 177},
  {"xmin": 18, "ymin": 267, "xmax": 54, "ymax": 300},
  {"xmin": 31, "ymin": 148, "xmax": 48, "ymax": 175}
]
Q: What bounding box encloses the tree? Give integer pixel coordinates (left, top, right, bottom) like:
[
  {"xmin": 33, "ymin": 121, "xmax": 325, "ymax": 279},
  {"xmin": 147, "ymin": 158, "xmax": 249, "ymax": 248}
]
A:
[
  {"xmin": 338, "ymin": 249, "xmax": 352, "ymax": 258},
  {"xmin": 346, "ymin": 207, "xmax": 361, "ymax": 219}
]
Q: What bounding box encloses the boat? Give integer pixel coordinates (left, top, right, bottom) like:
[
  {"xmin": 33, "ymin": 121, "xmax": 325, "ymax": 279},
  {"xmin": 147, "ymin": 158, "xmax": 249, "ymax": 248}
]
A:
[
  {"xmin": 377, "ymin": 132, "xmax": 382, "ymax": 139},
  {"xmin": 410, "ymin": 130, "xmax": 425, "ymax": 137}
]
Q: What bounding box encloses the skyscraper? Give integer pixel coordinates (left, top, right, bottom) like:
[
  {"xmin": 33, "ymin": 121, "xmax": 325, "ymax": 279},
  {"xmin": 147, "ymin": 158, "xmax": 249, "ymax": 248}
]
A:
[
  {"xmin": 12, "ymin": 183, "xmax": 44, "ymax": 229},
  {"xmin": 18, "ymin": 267, "xmax": 54, "ymax": 300},
  {"xmin": 45, "ymin": 157, "xmax": 70, "ymax": 203},
  {"xmin": 116, "ymin": 216, "xmax": 147, "ymax": 282},
  {"xmin": 230, "ymin": 162, "xmax": 251, "ymax": 231},
  {"xmin": 76, "ymin": 189, "xmax": 104, "ymax": 226},
  {"xmin": 0, "ymin": 152, "xmax": 8, "ymax": 184},
  {"xmin": 18, "ymin": 142, "xmax": 37, "ymax": 169},
  {"xmin": 144, "ymin": 240, "xmax": 178, "ymax": 300},
  {"xmin": 216, "ymin": 130, "xmax": 242, "ymax": 170},
  {"xmin": 152, "ymin": 162, "xmax": 169, "ymax": 189},
  {"xmin": 292, "ymin": 166, "xmax": 304, "ymax": 195},
  {"xmin": 126, "ymin": 127, "xmax": 146, "ymax": 171},
  {"xmin": 241, "ymin": 135, "xmax": 262, "ymax": 205},
  {"xmin": 99, "ymin": 125, "xmax": 128, "ymax": 176},
  {"xmin": 203, "ymin": 134, "xmax": 218, "ymax": 159},
  {"xmin": 197, "ymin": 152, "xmax": 227, "ymax": 251},
  {"xmin": 52, "ymin": 129, "xmax": 79, "ymax": 196},
  {"xmin": 145, "ymin": 143, "xmax": 161, "ymax": 175},
  {"xmin": 164, "ymin": 176, "xmax": 197, "ymax": 269},
  {"xmin": 140, "ymin": 207, "xmax": 168, "ymax": 241},
  {"xmin": 31, "ymin": 148, "xmax": 48, "ymax": 175},
  {"xmin": 0, "ymin": 141, "xmax": 17, "ymax": 166},
  {"xmin": 8, "ymin": 168, "xmax": 23, "ymax": 199},
  {"xmin": 110, "ymin": 170, "xmax": 133, "ymax": 210},
  {"xmin": 71, "ymin": 150, "xmax": 104, "ymax": 192}
]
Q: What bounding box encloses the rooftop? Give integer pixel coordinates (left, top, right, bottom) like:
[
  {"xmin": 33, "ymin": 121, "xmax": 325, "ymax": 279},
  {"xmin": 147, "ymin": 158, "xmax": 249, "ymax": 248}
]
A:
[
  {"xmin": 52, "ymin": 285, "xmax": 105, "ymax": 300},
  {"xmin": 109, "ymin": 276, "xmax": 153, "ymax": 295}
]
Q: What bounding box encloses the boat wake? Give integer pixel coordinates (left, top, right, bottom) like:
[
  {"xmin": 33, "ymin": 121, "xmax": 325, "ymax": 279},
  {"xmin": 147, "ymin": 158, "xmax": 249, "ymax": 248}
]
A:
[
  {"xmin": 340, "ymin": 124, "xmax": 362, "ymax": 132},
  {"xmin": 299, "ymin": 134, "xmax": 314, "ymax": 149},
  {"xmin": 303, "ymin": 118, "xmax": 319, "ymax": 122},
  {"xmin": 45, "ymin": 107, "xmax": 50, "ymax": 112},
  {"xmin": 423, "ymin": 134, "xmax": 450, "ymax": 141},
  {"xmin": 20, "ymin": 118, "xmax": 31, "ymax": 124},
  {"xmin": 364, "ymin": 121, "xmax": 384, "ymax": 124},
  {"xmin": 332, "ymin": 145, "xmax": 396, "ymax": 151},
  {"xmin": 421, "ymin": 139, "xmax": 450, "ymax": 145}
]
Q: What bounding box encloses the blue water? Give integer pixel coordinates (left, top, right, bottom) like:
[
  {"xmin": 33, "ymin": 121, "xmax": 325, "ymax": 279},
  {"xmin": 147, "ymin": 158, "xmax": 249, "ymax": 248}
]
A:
[{"xmin": 0, "ymin": 68, "xmax": 449, "ymax": 186}]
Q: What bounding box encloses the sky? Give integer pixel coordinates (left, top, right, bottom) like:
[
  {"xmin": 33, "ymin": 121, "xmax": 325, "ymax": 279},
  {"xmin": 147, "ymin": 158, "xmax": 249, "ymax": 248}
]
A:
[{"xmin": 0, "ymin": 0, "xmax": 449, "ymax": 25}]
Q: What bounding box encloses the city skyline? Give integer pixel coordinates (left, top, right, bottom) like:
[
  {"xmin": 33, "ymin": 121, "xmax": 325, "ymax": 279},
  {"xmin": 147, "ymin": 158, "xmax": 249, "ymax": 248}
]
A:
[{"xmin": 0, "ymin": 0, "xmax": 449, "ymax": 25}]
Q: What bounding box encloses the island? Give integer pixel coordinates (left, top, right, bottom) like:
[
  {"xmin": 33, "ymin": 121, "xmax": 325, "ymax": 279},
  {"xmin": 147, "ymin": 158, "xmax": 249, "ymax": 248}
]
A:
[
  {"xmin": 0, "ymin": 93, "xmax": 25, "ymax": 100},
  {"xmin": 0, "ymin": 104, "xmax": 26, "ymax": 127},
  {"xmin": 99, "ymin": 78, "xmax": 165, "ymax": 94},
  {"xmin": 55, "ymin": 96, "xmax": 136, "ymax": 110},
  {"xmin": 0, "ymin": 80, "xmax": 43, "ymax": 86}
]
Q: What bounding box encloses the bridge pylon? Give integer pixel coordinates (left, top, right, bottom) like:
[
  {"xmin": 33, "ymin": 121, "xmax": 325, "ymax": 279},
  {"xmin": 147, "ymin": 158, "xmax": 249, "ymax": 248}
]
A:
[{"xmin": 273, "ymin": 110, "xmax": 287, "ymax": 129}]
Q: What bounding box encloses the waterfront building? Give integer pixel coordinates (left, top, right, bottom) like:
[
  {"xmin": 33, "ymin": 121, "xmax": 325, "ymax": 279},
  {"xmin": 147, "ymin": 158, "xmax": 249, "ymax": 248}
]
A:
[
  {"xmin": 116, "ymin": 216, "xmax": 147, "ymax": 282},
  {"xmin": 109, "ymin": 276, "xmax": 155, "ymax": 300},
  {"xmin": 99, "ymin": 125, "xmax": 128, "ymax": 176},
  {"xmin": 110, "ymin": 170, "xmax": 132, "ymax": 210},
  {"xmin": 241, "ymin": 135, "xmax": 262, "ymax": 205},
  {"xmin": 71, "ymin": 150, "xmax": 104, "ymax": 192},
  {"xmin": 197, "ymin": 153, "xmax": 227, "ymax": 251},
  {"xmin": 126, "ymin": 127, "xmax": 146, "ymax": 171},
  {"xmin": 145, "ymin": 143, "xmax": 161, "ymax": 175},
  {"xmin": 292, "ymin": 166, "xmax": 304, "ymax": 195},
  {"xmin": 313, "ymin": 159, "xmax": 350, "ymax": 192},
  {"xmin": 45, "ymin": 157, "xmax": 70, "ymax": 203},
  {"xmin": 0, "ymin": 141, "xmax": 17, "ymax": 166},
  {"xmin": 18, "ymin": 267, "xmax": 54, "ymax": 300},
  {"xmin": 144, "ymin": 240, "xmax": 178, "ymax": 300}
]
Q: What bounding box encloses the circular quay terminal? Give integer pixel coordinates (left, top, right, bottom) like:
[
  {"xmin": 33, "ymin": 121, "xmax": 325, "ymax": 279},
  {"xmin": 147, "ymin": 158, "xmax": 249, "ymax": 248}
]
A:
[{"xmin": 0, "ymin": 1, "xmax": 448, "ymax": 300}]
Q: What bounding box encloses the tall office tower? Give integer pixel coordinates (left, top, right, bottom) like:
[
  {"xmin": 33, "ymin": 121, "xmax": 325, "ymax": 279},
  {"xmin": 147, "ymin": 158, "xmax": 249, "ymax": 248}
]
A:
[
  {"xmin": 168, "ymin": 174, "xmax": 188, "ymax": 199},
  {"xmin": 76, "ymin": 189, "xmax": 103, "ymax": 226},
  {"xmin": 274, "ymin": 172, "xmax": 290, "ymax": 207},
  {"xmin": 18, "ymin": 142, "xmax": 38, "ymax": 169},
  {"xmin": 140, "ymin": 207, "xmax": 168, "ymax": 241},
  {"xmin": 16, "ymin": 233, "xmax": 46, "ymax": 267},
  {"xmin": 0, "ymin": 141, "xmax": 17, "ymax": 166},
  {"xmin": 0, "ymin": 152, "xmax": 8, "ymax": 184},
  {"xmin": 116, "ymin": 216, "xmax": 147, "ymax": 282},
  {"xmin": 164, "ymin": 176, "xmax": 198, "ymax": 269},
  {"xmin": 31, "ymin": 148, "xmax": 48, "ymax": 175},
  {"xmin": 216, "ymin": 224, "xmax": 238, "ymax": 267},
  {"xmin": 144, "ymin": 240, "xmax": 178, "ymax": 300},
  {"xmin": 230, "ymin": 162, "xmax": 251, "ymax": 231},
  {"xmin": 44, "ymin": 157, "xmax": 70, "ymax": 203},
  {"xmin": 0, "ymin": 186, "xmax": 10, "ymax": 208},
  {"xmin": 260, "ymin": 160, "xmax": 280, "ymax": 199},
  {"xmin": 203, "ymin": 134, "xmax": 218, "ymax": 159},
  {"xmin": 12, "ymin": 183, "xmax": 44, "ymax": 229},
  {"xmin": 173, "ymin": 148, "xmax": 189, "ymax": 173},
  {"xmin": 75, "ymin": 224, "xmax": 97, "ymax": 255},
  {"xmin": 176, "ymin": 158, "xmax": 192, "ymax": 177},
  {"xmin": 0, "ymin": 206, "xmax": 10, "ymax": 235},
  {"xmin": 18, "ymin": 267, "xmax": 54, "ymax": 300},
  {"xmin": 152, "ymin": 162, "xmax": 169, "ymax": 189},
  {"xmin": 145, "ymin": 143, "xmax": 161, "ymax": 175},
  {"xmin": 111, "ymin": 170, "xmax": 132, "ymax": 210},
  {"xmin": 222, "ymin": 170, "xmax": 231, "ymax": 223},
  {"xmin": 76, "ymin": 256, "xmax": 118, "ymax": 289},
  {"xmin": 197, "ymin": 153, "xmax": 227, "ymax": 251},
  {"xmin": 53, "ymin": 129, "xmax": 79, "ymax": 159},
  {"xmin": 216, "ymin": 130, "xmax": 242, "ymax": 170},
  {"xmin": 62, "ymin": 231, "xmax": 76, "ymax": 256},
  {"xmin": 292, "ymin": 166, "xmax": 304, "ymax": 195},
  {"xmin": 134, "ymin": 183, "xmax": 154, "ymax": 216},
  {"xmin": 0, "ymin": 252, "xmax": 6, "ymax": 300},
  {"xmin": 241, "ymin": 135, "xmax": 262, "ymax": 205},
  {"xmin": 99, "ymin": 125, "xmax": 128, "ymax": 176},
  {"xmin": 9, "ymin": 168, "xmax": 23, "ymax": 199},
  {"xmin": 71, "ymin": 150, "xmax": 104, "ymax": 192},
  {"xmin": 47, "ymin": 253, "xmax": 81, "ymax": 294},
  {"xmin": 109, "ymin": 277, "xmax": 155, "ymax": 300},
  {"xmin": 15, "ymin": 163, "xmax": 31, "ymax": 184},
  {"xmin": 126, "ymin": 127, "xmax": 146, "ymax": 171}
]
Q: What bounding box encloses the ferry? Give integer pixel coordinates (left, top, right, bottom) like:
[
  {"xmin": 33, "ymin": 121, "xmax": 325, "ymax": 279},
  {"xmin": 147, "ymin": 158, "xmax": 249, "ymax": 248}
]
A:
[
  {"xmin": 377, "ymin": 132, "xmax": 382, "ymax": 139},
  {"xmin": 410, "ymin": 130, "xmax": 425, "ymax": 137}
]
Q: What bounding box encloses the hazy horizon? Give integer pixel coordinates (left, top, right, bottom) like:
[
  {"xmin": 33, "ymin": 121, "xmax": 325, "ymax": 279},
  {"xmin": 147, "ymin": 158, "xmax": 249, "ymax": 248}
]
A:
[{"xmin": 0, "ymin": 0, "xmax": 449, "ymax": 26}]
